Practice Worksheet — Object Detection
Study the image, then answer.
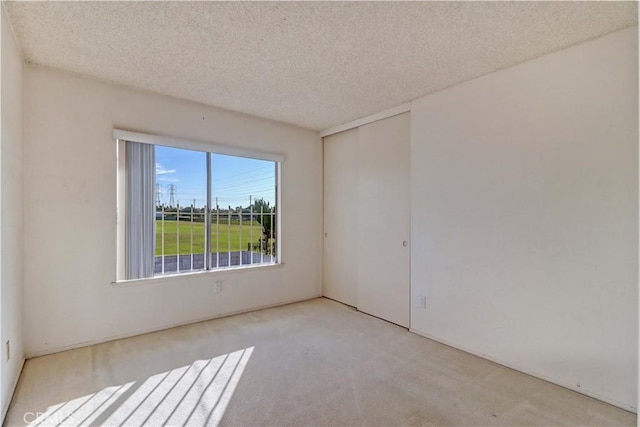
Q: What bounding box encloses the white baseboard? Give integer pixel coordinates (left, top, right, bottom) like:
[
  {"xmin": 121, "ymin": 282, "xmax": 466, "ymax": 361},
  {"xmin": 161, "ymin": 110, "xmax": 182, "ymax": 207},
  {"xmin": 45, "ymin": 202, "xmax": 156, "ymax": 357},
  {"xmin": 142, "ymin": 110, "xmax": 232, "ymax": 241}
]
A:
[
  {"xmin": 26, "ymin": 295, "xmax": 322, "ymax": 359},
  {"xmin": 2, "ymin": 356, "xmax": 26, "ymax": 424},
  {"xmin": 409, "ymin": 328, "xmax": 637, "ymax": 414}
]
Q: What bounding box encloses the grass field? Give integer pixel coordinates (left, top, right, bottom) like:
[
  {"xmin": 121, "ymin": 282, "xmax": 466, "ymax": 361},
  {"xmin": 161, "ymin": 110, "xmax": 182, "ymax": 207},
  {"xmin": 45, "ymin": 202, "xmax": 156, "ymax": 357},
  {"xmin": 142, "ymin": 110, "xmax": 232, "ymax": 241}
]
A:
[{"xmin": 155, "ymin": 220, "xmax": 265, "ymax": 256}]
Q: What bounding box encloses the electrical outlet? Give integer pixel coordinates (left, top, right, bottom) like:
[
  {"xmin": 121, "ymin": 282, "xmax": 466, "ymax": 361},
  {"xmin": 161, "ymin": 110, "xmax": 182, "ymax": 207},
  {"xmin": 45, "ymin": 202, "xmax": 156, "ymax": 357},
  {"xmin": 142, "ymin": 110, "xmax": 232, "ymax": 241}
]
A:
[
  {"xmin": 419, "ymin": 295, "xmax": 427, "ymax": 309},
  {"xmin": 6, "ymin": 340, "xmax": 10, "ymax": 361},
  {"xmin": 213, "ymin": 281, "xmax": 222, "ymax": 293}
]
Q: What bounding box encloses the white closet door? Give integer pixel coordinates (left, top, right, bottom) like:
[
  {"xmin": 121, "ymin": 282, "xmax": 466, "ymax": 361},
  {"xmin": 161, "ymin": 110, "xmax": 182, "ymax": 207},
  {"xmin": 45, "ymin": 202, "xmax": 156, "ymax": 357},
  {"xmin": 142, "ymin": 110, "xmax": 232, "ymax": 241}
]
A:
[
  {"xmin": 323, "ymin": 128, "xmax": 359, "ymax": 307},
  {"xmin": 357, "ymin": 113, "xmax": 410, "ymax": 327}
]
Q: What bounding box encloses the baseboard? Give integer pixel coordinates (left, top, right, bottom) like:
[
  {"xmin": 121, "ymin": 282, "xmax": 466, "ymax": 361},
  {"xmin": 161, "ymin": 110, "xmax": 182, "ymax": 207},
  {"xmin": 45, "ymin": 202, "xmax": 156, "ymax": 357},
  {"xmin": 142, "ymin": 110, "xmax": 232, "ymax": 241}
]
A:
[
  {"xmin": 26, "ymin": 295, "xmax": 322, "ymax": 359},
  {"xmin": 321, "ymin": 295, "xmax": 357, "ymax": 310},
  {"xmin": 1, "ymin": 356, "xmax": 26, "ymax": 424},
  {"xmin": 409, "ymin": 328, "xmax": 637, "ymax": 414}
]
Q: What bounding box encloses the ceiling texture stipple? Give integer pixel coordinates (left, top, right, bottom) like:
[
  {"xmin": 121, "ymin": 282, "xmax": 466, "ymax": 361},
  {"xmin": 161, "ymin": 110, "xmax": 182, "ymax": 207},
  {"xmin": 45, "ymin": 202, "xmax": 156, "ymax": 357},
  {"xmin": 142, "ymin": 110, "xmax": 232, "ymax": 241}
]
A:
[{"xmin": 4, "ymin": 1, "xmax": 638, "ymax": 131}]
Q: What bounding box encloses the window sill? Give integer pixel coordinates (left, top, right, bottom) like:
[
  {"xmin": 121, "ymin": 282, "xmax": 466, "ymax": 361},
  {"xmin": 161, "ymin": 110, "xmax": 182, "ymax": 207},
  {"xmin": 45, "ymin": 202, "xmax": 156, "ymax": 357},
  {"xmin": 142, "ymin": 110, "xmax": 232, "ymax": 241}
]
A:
[{"xmin": 111, "ymin": 262, "xmax": 284, "ymax": 288}]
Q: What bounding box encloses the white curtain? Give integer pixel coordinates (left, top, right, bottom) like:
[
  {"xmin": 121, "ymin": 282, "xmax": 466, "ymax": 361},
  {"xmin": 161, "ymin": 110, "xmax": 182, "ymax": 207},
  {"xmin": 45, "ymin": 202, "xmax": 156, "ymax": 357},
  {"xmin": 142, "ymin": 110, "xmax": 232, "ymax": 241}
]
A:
[{"xmin": 125, "ymin": 141, "xmax": 155, "ymax": 279}]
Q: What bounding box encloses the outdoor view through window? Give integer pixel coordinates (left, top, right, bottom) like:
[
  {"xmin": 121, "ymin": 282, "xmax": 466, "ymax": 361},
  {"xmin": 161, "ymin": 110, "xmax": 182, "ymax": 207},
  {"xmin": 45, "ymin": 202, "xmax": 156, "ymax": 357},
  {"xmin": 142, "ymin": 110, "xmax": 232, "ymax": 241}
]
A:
[{"xmin": 155, "ymin": 146, "xmax": 277, "ymax": 275}]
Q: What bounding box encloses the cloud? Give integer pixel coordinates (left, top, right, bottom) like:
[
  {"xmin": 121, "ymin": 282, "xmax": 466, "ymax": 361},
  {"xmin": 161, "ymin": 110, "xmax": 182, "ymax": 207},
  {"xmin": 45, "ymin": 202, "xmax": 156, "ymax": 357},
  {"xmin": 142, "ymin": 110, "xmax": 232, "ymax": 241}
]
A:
[{"xmin": 156, "ymin": 163, "xmax": 176, "ymax": 175}]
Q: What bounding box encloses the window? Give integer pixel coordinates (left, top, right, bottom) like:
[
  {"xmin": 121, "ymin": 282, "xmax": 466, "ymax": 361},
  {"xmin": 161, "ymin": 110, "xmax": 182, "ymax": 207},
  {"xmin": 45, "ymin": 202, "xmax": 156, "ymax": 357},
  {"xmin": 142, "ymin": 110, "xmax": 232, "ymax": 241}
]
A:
[{"xmin": 116, "ymin": 132, "xmax": 281, "ymax": 281}]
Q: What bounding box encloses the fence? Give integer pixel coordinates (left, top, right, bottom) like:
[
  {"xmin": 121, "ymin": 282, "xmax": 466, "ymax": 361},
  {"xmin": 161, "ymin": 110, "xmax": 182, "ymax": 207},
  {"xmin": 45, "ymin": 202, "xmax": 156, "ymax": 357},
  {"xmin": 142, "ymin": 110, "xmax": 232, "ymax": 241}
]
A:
[{"xmin": 155, "ymin": 202, "xmax": 277, "ymax": 275}]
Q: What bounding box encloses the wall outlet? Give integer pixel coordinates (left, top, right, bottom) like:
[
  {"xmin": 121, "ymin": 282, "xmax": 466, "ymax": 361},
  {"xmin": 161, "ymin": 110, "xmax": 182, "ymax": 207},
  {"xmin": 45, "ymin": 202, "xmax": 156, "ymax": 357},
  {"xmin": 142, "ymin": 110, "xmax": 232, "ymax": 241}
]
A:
[
  {"xmin": 6, "ymin": 340, "xmax": 10, "ymax": 361},
  {"xmin": 419, "ymin": 295, "xmax": 427, "ymax": 309},
  {"xmin": 213, "ymin": 281, "xmax": 222, "ymax": 293}
]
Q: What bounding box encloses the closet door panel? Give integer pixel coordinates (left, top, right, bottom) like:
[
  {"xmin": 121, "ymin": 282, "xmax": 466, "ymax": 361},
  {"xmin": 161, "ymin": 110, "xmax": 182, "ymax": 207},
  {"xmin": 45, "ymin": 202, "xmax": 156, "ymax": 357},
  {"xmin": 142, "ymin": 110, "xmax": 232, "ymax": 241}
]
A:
[
  {"xmin": 357, "ymin": 113, "xmax": 410, "ymax": 327},
  {"xmin": 323, "ymin": 128, "xmax": 359, "ymax": 306}
]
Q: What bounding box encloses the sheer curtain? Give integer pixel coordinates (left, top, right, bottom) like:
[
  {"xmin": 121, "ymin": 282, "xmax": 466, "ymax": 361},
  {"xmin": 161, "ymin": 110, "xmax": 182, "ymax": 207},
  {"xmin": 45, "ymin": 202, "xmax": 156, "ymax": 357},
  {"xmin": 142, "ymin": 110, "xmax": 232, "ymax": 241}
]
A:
[{"xmin": 125, "ymin": 141, "xmax": 155, "ymax": 279}]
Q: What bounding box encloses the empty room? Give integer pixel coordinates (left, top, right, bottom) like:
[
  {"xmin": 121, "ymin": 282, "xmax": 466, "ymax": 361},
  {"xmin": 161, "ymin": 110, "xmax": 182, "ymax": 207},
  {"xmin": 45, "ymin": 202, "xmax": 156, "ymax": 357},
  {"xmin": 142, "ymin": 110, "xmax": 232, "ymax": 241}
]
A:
[{"xmin": 0, "ymin": 1, "xmax": 638, "ymax": 426}]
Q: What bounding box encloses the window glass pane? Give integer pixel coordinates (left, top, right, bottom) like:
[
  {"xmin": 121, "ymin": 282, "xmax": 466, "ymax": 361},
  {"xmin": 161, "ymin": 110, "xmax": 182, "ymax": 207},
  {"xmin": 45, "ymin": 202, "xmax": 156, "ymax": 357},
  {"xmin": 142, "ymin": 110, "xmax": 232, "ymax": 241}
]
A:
[
  {"xmin": 155, "ymin": 146, "xmax": 207, "ymax": 275},
  {"xmin": 210, "ymin": 154, "xmax": 277, "ymax": 267},
  {"xmin": 147, "ymin": 146, "xmax": 277, "ymax": 276}
]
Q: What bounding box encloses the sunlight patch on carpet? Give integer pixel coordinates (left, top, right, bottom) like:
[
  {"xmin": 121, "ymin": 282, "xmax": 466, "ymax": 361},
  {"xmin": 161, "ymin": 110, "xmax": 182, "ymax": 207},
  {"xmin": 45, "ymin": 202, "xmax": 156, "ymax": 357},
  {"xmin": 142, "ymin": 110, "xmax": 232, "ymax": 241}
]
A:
[{"xmin": 27, "ymin": 347, "xmax": 254, "ymax": 427}]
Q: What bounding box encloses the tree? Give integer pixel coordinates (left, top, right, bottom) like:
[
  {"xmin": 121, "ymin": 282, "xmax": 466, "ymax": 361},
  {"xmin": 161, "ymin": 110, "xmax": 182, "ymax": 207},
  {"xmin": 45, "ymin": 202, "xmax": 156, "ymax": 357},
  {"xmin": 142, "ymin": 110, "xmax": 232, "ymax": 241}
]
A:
[{"xmin": 253, "ymin": 198, "xmax": 276, "ymax": 254}]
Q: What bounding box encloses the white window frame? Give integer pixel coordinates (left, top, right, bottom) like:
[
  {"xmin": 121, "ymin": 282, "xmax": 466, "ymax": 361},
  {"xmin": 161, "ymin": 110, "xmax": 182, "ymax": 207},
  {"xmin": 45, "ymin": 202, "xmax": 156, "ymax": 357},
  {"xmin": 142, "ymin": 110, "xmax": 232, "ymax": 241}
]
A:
[{"xmin": 114, "ymin": 129, "xmax": 283, "ymax": 283}]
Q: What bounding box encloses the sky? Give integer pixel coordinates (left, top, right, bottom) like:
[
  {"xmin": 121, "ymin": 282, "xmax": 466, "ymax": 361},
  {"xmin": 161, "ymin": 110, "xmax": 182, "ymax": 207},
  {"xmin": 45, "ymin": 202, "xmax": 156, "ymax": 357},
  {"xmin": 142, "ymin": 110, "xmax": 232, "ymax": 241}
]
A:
[{"xmin": 155, "ymin": 146, "xmax": 276, "ymax": 209}]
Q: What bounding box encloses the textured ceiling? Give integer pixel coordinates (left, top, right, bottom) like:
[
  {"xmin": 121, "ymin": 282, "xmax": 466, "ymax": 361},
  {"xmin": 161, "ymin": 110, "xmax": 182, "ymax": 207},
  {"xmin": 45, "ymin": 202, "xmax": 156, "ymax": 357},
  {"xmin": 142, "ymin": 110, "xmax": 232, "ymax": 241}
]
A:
[{"xmin": 4, "ymin": 1, "xmax": 638, "ymax": 131}]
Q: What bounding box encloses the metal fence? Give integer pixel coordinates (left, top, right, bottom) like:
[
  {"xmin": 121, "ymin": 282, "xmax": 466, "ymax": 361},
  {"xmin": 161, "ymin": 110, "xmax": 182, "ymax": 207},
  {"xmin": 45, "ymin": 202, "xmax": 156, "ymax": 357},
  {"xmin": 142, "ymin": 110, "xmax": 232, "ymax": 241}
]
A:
[{"xmin": 155, "ymin": 201, "xmax": 277, "ymax": 275}]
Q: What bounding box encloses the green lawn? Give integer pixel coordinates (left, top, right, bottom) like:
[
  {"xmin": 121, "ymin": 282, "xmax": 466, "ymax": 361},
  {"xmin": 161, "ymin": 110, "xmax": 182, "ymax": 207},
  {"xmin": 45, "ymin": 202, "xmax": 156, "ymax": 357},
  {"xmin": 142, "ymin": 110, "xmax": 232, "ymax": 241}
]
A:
[{"xmin": 155, "ymin": 220, "xmax": 265, "ymax": 256}]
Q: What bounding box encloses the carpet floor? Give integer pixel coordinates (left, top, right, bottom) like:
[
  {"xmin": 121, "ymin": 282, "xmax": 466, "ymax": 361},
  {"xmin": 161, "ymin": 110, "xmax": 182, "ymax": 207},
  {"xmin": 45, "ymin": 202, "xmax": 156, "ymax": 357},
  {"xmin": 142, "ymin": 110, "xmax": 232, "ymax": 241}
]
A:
[{"xmin": 4, "ymin": 297, "xmax": 636, "ymax": 426}]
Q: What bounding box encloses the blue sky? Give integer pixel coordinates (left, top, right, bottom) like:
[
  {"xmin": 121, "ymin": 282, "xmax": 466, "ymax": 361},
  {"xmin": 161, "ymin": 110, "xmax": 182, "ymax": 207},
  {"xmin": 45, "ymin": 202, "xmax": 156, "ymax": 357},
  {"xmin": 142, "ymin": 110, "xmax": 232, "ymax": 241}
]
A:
[{"xmin": 155, "ymin": 146, "xmax": 276, "ymax": 208}]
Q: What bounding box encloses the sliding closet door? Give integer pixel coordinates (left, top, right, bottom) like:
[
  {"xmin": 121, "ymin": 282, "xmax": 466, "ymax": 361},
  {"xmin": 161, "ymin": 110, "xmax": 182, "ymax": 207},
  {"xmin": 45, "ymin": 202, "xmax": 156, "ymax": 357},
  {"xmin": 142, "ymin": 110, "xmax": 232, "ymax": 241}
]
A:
[
  {"xmin": 323, "ymin": 128, "xmax": 359, "ymax": 307},
  {"xmin": 357, "ymin": 113, "xmax": 410, "ymax": 327}
]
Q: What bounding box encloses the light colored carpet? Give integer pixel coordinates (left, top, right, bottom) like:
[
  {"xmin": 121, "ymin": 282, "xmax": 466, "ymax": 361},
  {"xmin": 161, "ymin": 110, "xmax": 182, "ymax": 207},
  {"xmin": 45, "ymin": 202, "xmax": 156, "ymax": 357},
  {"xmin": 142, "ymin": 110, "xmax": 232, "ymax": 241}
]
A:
[{"xmin": 4, "ymin": 298, "xmax": 636, "ymax": 426}]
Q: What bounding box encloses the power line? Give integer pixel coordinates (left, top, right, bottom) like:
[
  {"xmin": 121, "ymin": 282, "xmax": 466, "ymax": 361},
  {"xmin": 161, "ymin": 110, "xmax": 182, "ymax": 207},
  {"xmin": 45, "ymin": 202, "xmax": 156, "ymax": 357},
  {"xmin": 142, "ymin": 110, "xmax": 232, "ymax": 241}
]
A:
[
  {"xmin": 161, "ymin": 177, "xmax": 274, "ymax": 193},
  {"xmin": 211, "ymin": 165, "xmax": 271, "ymax": 182},
  {"xmin": 211, "ymin": 180, "xmax": 275, "ymax": 191},
  {"xmin": 211, "ymin": 177, "xmax": 275, "ymax": 190}
]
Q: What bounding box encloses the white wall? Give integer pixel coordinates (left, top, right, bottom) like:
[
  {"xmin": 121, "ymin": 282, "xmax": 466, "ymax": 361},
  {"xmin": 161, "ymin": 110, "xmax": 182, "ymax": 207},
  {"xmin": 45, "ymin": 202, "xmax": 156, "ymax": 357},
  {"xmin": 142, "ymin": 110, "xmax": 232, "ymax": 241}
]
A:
[
  {"xmin": 0, "ymin": 5, "xmax": 25, "ymax": 420},
  {"xmin": 410, "ymin": 27, "xmax": 638, "ymax": 411},
  {"xmin": 23, "ymin": 65, "xmax": 322, "ymax": 357}
]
